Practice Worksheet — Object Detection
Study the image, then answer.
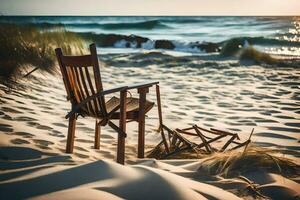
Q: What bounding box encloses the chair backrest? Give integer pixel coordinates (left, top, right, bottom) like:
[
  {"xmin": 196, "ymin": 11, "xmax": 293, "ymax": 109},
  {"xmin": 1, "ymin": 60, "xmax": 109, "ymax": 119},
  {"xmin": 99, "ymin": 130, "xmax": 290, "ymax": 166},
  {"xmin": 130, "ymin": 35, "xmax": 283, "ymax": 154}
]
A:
[{"xmin": 55, "ymin": 43, "xmax": 107, "ymax": 117}]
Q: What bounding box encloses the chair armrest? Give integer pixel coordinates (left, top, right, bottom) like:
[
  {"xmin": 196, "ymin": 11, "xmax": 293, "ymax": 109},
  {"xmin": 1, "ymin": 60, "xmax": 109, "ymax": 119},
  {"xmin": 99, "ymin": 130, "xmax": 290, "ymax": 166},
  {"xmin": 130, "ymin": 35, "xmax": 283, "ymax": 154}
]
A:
[
  {"xmin": 65, "ymin": 86, "xmax": 128, "ymax": 119},
  {"xmin": 127, "ymin": 81, "xmax": 159, "ymax": 90}
]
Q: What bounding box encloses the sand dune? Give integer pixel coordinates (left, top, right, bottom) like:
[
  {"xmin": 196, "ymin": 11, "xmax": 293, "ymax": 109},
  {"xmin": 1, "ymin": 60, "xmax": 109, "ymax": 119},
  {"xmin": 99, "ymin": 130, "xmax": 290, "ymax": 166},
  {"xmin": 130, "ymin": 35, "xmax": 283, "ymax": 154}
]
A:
[
  {"xmin": 0, "ymin": 152, "xmax": 241, "ymax": 200},
  {"xmin": 0, "ymin": 55, "xmax": 299, "ymax": 199}
]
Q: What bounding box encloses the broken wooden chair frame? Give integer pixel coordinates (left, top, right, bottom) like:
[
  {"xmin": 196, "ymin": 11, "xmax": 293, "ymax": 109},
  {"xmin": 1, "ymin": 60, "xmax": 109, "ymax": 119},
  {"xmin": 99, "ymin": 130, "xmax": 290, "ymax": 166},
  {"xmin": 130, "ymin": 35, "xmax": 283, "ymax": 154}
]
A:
[{"xmin": 153, "ymin": 86, "xmax": 254, "ymax": 159}]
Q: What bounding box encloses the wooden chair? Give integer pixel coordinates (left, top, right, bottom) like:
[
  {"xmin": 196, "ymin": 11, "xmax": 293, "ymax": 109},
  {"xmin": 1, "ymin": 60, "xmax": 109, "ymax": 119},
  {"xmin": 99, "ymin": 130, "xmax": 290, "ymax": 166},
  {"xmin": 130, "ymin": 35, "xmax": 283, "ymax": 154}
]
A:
[{"xmin": 55, "ymin": 43, "xmax": 158, "ymax": 164}]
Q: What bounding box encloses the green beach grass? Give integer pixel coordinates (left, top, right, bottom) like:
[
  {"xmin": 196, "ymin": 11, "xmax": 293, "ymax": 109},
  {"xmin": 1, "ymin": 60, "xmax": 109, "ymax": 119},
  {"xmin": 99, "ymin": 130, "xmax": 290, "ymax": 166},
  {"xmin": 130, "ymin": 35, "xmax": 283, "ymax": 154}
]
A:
[{"xmin": 0, "ymin": 23, "xmax": 85, "ymax": 81}]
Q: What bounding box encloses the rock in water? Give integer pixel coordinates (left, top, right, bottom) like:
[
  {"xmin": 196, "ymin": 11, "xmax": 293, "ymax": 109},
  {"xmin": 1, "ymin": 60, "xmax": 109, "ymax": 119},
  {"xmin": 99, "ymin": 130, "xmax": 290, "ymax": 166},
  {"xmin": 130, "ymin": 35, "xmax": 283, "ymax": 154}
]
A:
[
  {"xmin": 154, "ymin": 40, "xmax": 175, "ymax": 49},
  {"xmin": 192, "ymin": 42, "xmax": 221, "ymax": 53}
]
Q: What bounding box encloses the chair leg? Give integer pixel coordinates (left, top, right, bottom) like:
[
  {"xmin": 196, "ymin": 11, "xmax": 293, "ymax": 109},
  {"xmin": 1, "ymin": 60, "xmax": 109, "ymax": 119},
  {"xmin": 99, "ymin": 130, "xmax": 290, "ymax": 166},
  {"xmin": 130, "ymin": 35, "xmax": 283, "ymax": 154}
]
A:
[
  {"xmin": 117, "ymin": 90, "xmax": 127, "ymax": 164},
  {"xmin": 94, "ymin": 119, "xmax": 101, "ymax": 149},
  {"xmin": 137, "ymin": 87, "xmax": 149, "ymax": 158},
  {"xmin": 66, "ymin": 113, "xmax": 76, "ymax": 153}
]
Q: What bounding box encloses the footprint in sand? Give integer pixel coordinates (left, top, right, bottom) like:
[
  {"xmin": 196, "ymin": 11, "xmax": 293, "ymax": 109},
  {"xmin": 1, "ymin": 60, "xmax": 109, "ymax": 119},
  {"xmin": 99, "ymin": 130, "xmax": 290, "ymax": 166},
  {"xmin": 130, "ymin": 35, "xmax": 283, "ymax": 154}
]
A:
[
  {"xmin": 228, "ymin": 128, "xmax": 241, "ymax": 132},
  {"xmin": 36, "ymin": 125, "xmax": 53, "ymax": 130},
  {"xmin": 274, "ymin": 115, "xmax": 295, "ymax": 120},
  {"xmin": 33, "ymin": 139, "xmax": 54, "ymax": 147},
  {"xmin": 49, "ymin": 130, "xmax": 65, "ymax": 138},
  {"xmin": 41, "ymin": 106, "xmax": 53, "ymax": 110},
  {"xmin": 52, "ymin": 122, "xmax": 68, "ymax": 128},
  {"xmin": 15, "ymin": 116, "xmax": 36, "ymax": 122},
  {"xmin": 255, "ymin": 132, "xmax": 297, "ymax": 140},
  {"xmin": 27, "ymin": 121, "xmax": 40, "ymax": 126},
  {"xmin": 74, "ymin": 146, "xmax": 89, "ymax": 152},
  {"xmin": 74, "ymin": 152, "xmax": 89, "ymax": 159},
  {"xmin": 267, "ymin": 126, "xmax": 300, "ymax": 133},
  {"xmin": 15, "ymin": 106, "xmax": 33, "ymax": 112},
  {"xmin": 2, "ymin": 114, "xmax": 13, "ymax": 121},
  {"xmin": 35, "ymin": 145, "xmax": 52, "ymax": 150},
  {"xmin": 285, "ymin": 122, "xmax": 300, "ymax": 128},
  {"xmin": 0, "ymin": 123, "xmax": 13, "ymax": 132},
  {"xmin": 11, "ymin": 131, "xmax": 34, "ymax": 138},
  {"xmin": 98, "ymin": 150, "xmax": 115, "ymax": 159},
  {"xmin": 15, "ymin": 100, "xmax": 25, "ymax": 104},
  {"xmin": 75, "ymin": 139, "xmax": 94, "ymax": 144},
  {"xmin": 254, "ymin": 118, "xmax": 279, "ymax": 123},
  {"xmin": 77, "ymin": 126, "xmax": 94, "ymax": 132},
  {"xmin": 1, "ymin": 96, "xmax": 14, "ymax": 101},
  {"xmin": 11, "ymin": 138, "xmax": 30, "ymax": 145},
  {"xmin": 0, "ymin": 99, "xmax": 6, "ymax": 104},
  {"xmin": 76, "ymin": 122, "xmax": 85, "ymax": 126},
  {"xmin": 101, "ymin": 134, "xmax": 115, "ymax": 139},
  {"xmin": 237, "ymin": 120, "xmax": 257, "ymax": 126},
  {"xmin": 0, "ymin": 107, "xmax": 22, "ymax": 114}
]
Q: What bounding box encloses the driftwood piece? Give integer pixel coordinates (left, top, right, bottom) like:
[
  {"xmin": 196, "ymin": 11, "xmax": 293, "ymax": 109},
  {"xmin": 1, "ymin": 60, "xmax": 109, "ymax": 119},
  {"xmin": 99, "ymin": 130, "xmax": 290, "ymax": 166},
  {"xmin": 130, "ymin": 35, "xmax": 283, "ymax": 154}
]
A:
[
  {"xmin": 194, "ymin": 125, "xmax": 212, "ymax": 153},
  {"xmin": 149, "ymin": 123, "xmax": 254, "ymax": 159}
]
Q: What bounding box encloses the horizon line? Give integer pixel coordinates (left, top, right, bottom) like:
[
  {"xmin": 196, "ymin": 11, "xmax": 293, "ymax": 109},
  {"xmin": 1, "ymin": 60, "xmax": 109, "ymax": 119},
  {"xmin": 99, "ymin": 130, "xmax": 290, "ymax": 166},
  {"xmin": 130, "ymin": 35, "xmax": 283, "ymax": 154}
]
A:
[{"xmin": 1, "ymin": 15, "xmax": 300, "ymax": 17}]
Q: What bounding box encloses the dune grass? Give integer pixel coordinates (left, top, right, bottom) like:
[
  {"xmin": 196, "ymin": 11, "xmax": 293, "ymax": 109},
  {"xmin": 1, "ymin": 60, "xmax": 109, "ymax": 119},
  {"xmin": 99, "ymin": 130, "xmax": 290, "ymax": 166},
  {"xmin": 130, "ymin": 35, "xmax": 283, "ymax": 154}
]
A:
[
  {"xmin": 0, "ymin": 23, "xmax": 85, "ymax": 81},
  {"xmin": 198, "ymin": 146, "xmax": 300, "ymax": 178},
  {"xmin": 239, "ymin": 47, "xmax": 277, "ymax": 65}
]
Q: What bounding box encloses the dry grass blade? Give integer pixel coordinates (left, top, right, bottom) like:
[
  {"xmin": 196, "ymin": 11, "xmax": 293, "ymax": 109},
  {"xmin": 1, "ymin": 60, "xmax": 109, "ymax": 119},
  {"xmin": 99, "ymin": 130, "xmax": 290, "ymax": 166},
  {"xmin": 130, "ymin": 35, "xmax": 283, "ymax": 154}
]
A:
[{"xmin": 199, "ymin": 146, "xmax": 300, "ymax": 178}]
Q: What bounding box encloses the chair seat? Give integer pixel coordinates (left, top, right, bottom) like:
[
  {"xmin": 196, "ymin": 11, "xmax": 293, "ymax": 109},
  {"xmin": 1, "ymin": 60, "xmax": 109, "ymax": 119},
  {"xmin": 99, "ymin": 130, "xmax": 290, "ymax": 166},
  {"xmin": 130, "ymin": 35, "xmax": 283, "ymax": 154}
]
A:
[{"xmin": 105, "ymin": 96, "xmax": 154, "ymax": 119}]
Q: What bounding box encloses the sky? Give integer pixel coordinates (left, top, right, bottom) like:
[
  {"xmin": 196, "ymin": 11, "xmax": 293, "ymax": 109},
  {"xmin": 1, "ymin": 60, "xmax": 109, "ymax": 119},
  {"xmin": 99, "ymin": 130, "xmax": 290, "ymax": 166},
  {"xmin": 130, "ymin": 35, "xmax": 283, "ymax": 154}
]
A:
[{"xmin": 0, "ymin": 0, "xmax": 300, "ymax": 16}]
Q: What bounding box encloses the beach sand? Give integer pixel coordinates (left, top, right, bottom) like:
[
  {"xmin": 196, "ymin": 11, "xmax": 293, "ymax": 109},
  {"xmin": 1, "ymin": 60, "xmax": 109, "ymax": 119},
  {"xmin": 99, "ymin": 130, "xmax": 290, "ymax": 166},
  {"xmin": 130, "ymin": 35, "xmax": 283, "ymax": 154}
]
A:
[{"xmin": 0, "ymin": 52, "xmax": 299, "ymax": 199}]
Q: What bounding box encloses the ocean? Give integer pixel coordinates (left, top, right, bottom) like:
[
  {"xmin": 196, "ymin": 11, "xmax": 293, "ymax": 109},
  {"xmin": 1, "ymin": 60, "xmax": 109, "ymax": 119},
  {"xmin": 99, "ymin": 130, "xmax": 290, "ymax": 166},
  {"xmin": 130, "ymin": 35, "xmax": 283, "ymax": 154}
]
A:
[{"xmin": 1, "ymin": 16, "xmax": 300, "ymax": 57}]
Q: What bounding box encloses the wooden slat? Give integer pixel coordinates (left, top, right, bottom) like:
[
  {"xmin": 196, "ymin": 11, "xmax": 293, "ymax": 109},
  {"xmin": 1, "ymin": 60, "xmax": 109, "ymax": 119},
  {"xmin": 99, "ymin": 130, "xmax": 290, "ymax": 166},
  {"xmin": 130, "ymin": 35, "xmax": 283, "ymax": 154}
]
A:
[
  {"xmin": 137, "ymin": 87, "xmax": 148, "ymax": 158},
  {"xmin": 171, "ymin": 134, "xmax": 178, "ymax": 147},
  {"xmin": 175, "ymin": 139, "xmax": 182, "ymax": 147},
  {"xmin": 173, "ymin": 131, "xmax": 195, "ymax": 147},
  {"xmin": 55, "ymin": 48, "xmax": 75, "ymax": 104},
  {"xmin": 221, "ymin": 134, "xmax": 237, "ymax": 152},
  {"xmin": 90, "ymin": 44, "xmax": 107, "ymax": 117},
  {"xmin": 117, "ymin": 90, "xmax": 127, "ymax": 164},
  {"xmin": 66, "ymin": 113, "xmax": 76, "ymax": 153},
  {"xmin": 231, "ymin": 140, "xmax": 249, "ymax": 151},
  {"xmin": 74, "ymin": 66, "xmax": 88, "ymax": 112},
  {"xmin": 94, "ymin": 119, "xmax": 100, "ymax": 149},
  {"xmin": 175, "ymin": 129, "xmax": 198, "ymax": 136},
  {"xmin": 66, "ymin": 67, "xmax": 80, "ymax": 103},
  {"xmin": 61, "ymin": 55, "xmax": 92, "ymax": 67},
  {"xmin": 156, "ymin": 85, "xmax": 169, "ymax": 153},
  {"xmin": 71, "ymin": 67, "xmax": 91, "ymax": 114},
  {"xmin": 196, "ymin": 125, "xmax": 228, "ymax": 136},
  {"xmin": 196, "ymin": 134, "xmax": 226, "ymax": 149},
  {"xmin": 78, "ymin": 67, "xmax": 95, "ymax": 116},
  {"xmin": 210, "ymin": 128, "xmax": 237, "ymax": 137},
  {"xmin": 127, "ymin": 81, "xmax": 159, "ymax": 90},
  {"xmin": 193, "ymin": 125, "xmax": 212, "ymax": 153},
  {"xmin": 84, "ymin": 66, "xmax": 100, "ymax": 117},
  {"xmin": 181, "ymin": 126, "xmax": 195, "ymax": 131}
]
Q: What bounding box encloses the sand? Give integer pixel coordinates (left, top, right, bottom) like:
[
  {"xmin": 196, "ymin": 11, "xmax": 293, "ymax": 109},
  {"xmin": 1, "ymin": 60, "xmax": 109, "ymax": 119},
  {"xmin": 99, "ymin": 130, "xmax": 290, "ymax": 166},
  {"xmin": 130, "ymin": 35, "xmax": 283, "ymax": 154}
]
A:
[{"xmin": 0, "ymin": 52, "xmax": 299, "ymax": 199}]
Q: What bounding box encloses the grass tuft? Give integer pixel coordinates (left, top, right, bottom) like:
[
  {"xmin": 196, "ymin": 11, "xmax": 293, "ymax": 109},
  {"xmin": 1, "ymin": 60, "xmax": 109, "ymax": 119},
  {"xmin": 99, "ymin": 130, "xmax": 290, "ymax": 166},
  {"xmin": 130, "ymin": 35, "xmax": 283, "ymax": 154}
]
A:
[
  {"xmin": 239, "ymin": 47, "xmax": 277, "ymax": 65},
  {"xmin": 0, "ymin": 23, "xmax": 85, "ymax": 81},
  {"xmin": 198, "ymin": 146, "xmax": 300, "ymax": 178}
]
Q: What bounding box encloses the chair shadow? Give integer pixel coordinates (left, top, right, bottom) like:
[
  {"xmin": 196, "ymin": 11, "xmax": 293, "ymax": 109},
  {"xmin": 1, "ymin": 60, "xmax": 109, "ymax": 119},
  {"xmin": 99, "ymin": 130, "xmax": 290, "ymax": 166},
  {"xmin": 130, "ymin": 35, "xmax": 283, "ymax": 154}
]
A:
[
  {"xmin": 0, "ymin": 146, "xmax": 74, "ymax": 170},
  {"xmin": 0, "ymin": 146, "xmax": 117, "ymax": 200}
]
